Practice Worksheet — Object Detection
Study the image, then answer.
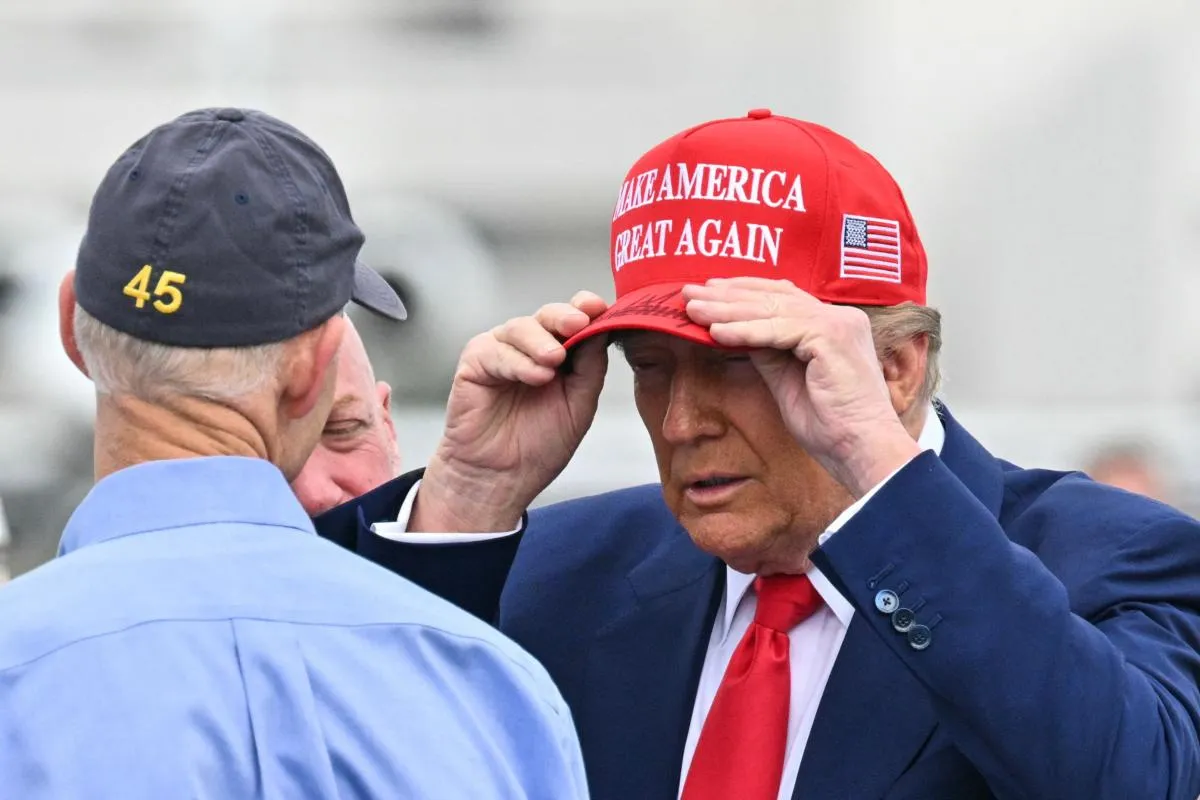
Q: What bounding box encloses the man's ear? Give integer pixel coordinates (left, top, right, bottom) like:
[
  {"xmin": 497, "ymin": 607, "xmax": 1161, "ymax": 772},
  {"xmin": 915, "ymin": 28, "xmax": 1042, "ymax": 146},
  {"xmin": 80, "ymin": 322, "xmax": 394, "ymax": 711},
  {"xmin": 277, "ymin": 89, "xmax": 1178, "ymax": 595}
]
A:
[
  {"xmin": 58, "ymin": 271, "xmax": 90, "ymax": 378},
  {"xmin": 879, "ymin": 334, "xmax": 929, "ymax": 420},
  {"xmin": 375, "ymin": 379, "xmax": 401, "ymax": 471},
  {"xmin": 283, "ymin": 314, "xmax": 347, "ymax": 420},
  {"xmin": 376, "ymin": 379, "xmax": 397, "ymax": 435},
  {"xmin": 376, "ymin": 380, "xmax": 393, "ymax": 415}
]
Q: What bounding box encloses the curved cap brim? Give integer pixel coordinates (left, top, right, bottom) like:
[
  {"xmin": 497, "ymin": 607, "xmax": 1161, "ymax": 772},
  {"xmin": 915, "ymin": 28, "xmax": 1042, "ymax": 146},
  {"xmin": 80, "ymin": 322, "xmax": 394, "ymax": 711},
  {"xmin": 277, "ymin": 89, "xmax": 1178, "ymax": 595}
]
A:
[
  {"xmin": 351, "ymin": 260, "xmax": 408, "ymax": 321},
  {"xmin": 562, "ymin": 282, "xmax": 715, "ymax": 349}
]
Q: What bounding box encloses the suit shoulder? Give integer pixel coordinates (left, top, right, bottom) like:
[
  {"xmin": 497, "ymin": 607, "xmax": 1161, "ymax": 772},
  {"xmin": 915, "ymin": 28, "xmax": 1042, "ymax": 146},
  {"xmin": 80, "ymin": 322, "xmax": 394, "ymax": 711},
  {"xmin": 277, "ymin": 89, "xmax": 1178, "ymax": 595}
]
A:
[
  {"xmin": 1003, "ymin": 465, "xmax": 1196, "ymax": 538},
  {"xmin": 522, "ymin": 484, "xmax": 679, "ymax": 572},
  {"xmin": 532, "ymin": 483, "xmax": 668, "ymax": 523},
  {"xmin": 999, "ymin": 465, "xmax": 1200, "ymax": 603}
]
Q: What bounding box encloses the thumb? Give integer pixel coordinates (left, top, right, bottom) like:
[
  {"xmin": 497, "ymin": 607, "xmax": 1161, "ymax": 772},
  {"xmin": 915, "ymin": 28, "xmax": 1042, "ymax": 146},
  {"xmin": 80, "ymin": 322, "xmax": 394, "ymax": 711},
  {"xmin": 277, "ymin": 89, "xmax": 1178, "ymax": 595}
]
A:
[
  {"xmin": 749, "ymin": 348, "xmax": 796, "ymax": 398},
  {"xmin": 563, "ymin": 337, "xmax": 608, "ymax": 409}
]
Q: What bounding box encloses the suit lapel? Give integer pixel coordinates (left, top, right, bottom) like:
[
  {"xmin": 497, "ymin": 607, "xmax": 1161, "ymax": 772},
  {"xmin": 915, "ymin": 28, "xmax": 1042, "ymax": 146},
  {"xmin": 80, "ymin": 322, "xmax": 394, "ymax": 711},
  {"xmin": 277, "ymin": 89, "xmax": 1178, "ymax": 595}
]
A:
[
  {"xmin": 793, "ymin": 617, "xmax": 937, "ymax": 798},
  {"xmin": 934, "ymin": 403, "xmax": 1006, "ymax": 519},
  {"xmin": 312, "ymin": 468, "xmax": 425, "ymax": 550},
  {"xmin": 578, "ymin": 522, "xmax": 723, "ymax": 800}
]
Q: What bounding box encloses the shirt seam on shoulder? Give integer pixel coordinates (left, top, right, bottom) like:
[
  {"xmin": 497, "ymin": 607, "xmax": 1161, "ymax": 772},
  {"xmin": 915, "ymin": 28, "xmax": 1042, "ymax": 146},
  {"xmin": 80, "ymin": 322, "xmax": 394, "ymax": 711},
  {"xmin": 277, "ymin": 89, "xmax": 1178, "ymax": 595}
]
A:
[
  {"xmin": 0, "ymin": 615, "xmax": 572, "ymax": 722},
  {"xmin": 67, "ymin": 519, "xmax": 315, "ymax": 549}
]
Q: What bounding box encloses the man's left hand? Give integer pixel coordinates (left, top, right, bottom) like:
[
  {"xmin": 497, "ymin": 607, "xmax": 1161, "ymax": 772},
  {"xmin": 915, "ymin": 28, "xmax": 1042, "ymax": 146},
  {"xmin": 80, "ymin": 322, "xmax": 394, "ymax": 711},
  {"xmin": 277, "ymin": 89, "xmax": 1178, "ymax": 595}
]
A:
[{"xmin": 683, "ymin": 277, "xmax": 921, "ymax": 497}]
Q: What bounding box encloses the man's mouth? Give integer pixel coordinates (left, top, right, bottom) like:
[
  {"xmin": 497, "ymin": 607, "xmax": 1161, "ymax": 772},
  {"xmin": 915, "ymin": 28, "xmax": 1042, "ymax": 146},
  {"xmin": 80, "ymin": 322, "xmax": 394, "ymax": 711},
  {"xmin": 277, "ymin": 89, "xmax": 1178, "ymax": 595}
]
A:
[
  {"xmin": 690, "ymin": 476, "xmax": 743, "ymax": 489},
  {"xmin": 683, "ymin": 474, "xmax": 749, "ymax": 506}
]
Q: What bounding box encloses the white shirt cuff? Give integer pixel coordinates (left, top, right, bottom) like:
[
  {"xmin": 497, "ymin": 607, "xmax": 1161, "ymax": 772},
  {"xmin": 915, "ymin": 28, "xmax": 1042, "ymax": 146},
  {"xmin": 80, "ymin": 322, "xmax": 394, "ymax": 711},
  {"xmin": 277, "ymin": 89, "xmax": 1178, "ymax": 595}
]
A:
[
  {"xmin": 370, "ymin": 479, "xmax": 523, "ymax": 544},
  {"xmin": 816, "ymin": 453, "xmax": 921, "ymax": 547}
]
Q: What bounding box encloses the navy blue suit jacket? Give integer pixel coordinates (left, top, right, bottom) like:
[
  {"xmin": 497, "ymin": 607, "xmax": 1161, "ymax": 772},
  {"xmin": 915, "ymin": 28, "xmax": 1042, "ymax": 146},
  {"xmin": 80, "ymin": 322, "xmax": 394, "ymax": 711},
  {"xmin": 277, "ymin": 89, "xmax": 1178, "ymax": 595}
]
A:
[{"xmin": 314, "ymin": 406, "xmax": 1200, "ymax": 799}]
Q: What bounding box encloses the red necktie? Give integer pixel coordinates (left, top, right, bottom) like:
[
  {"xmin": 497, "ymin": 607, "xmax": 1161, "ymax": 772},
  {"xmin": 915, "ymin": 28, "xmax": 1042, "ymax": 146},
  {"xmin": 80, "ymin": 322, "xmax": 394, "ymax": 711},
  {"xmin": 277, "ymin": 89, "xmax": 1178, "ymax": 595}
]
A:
[{"xmin": 681, "ymin": 574, "xmax": 823, "ymax": 800}]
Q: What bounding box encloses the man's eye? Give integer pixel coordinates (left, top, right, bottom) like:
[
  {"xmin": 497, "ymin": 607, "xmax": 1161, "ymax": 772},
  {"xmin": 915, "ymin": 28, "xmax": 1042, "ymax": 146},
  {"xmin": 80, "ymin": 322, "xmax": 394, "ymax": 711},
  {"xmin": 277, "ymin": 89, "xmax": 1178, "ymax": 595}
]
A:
[{"xmin": 324, "ymin": 420, "xmax": 366, "ymax": 437}]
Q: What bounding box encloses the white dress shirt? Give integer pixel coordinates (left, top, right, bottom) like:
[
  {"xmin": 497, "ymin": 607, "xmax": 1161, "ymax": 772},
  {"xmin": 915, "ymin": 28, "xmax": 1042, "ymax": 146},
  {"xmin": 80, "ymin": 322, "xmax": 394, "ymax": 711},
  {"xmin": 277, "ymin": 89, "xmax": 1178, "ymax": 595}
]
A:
[{"xmin": 372, "ymin": 405, "xmax": 945, "ymax": 800}]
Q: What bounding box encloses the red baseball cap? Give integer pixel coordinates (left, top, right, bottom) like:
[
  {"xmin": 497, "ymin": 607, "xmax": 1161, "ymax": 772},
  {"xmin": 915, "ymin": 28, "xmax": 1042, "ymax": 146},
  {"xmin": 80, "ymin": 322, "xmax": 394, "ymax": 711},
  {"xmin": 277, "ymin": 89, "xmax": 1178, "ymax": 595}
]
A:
[{"xmin": 564, "ymin": 109, "xmax": 927, "ymax": 349}]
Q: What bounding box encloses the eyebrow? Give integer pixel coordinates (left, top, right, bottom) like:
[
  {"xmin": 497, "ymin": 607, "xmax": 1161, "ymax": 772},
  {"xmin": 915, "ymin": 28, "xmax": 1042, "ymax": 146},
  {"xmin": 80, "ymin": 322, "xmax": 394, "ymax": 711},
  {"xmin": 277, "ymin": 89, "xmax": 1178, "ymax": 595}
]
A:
[{"xmin": 329, "ymin": 394, "xmax": 367, "ymax": 417}]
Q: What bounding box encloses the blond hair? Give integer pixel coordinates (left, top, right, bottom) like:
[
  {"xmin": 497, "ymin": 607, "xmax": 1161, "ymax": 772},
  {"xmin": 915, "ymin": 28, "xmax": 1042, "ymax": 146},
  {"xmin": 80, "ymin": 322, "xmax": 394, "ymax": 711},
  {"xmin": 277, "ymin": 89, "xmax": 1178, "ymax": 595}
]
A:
[{"xmin": 859, "ymin": 302, "xmax": 943, "ymax": 402}]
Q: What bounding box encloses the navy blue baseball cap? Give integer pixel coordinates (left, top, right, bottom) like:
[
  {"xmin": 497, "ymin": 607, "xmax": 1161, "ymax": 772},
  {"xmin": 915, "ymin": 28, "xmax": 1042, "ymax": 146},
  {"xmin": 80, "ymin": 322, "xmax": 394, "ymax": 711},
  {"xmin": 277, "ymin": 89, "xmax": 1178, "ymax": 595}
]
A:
[{"xmin": 75, "ymin": 107, "xmax": 406, "ymax": 348}]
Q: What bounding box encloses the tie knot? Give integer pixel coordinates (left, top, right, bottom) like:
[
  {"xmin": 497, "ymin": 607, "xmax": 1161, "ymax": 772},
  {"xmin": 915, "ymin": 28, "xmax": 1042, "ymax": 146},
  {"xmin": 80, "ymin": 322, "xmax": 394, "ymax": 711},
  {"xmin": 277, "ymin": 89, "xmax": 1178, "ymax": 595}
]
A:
[{"xmin": 753, "ymin": 574, "xmax": 822, "ymax": 633}]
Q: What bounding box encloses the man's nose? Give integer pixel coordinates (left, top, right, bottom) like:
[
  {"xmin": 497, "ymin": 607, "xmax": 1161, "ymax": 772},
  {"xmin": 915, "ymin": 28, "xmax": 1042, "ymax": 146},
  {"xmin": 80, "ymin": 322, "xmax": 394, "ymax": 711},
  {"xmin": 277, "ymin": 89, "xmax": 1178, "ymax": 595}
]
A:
[
  {"xmin": 660, "ymin": 366, "xmax": 724, "ymax": 446},
  {"xmin": 291, "ymin": 462, "xmax": 343, "ymax": 517}
]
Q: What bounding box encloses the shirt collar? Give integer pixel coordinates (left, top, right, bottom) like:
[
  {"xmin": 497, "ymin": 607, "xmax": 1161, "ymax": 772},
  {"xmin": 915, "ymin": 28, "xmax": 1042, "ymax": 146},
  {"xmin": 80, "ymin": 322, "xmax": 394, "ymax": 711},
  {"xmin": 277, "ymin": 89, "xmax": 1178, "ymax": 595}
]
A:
[
  {"xmin": 719, "ymin": 402, "xmax": 945, "ymax": 639},
  {"xmin": 722, "ymin": 565, "xmax": 855, "ymax": 640},
  {"xmin": 59, "ymin": 456, "xmax": 315, "ymax": 556}
]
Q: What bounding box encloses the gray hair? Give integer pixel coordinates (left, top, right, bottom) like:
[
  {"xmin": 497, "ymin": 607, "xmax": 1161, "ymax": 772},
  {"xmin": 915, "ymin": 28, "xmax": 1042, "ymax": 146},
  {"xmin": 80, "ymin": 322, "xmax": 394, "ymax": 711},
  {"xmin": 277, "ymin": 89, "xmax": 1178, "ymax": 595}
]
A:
[
  {"xmin": 859, "ymin": 302, "xmax": 943, "ymax": 403},
  {"xmin": 73, "ymin": 305, "xmax": 285, "ymax": 401}
]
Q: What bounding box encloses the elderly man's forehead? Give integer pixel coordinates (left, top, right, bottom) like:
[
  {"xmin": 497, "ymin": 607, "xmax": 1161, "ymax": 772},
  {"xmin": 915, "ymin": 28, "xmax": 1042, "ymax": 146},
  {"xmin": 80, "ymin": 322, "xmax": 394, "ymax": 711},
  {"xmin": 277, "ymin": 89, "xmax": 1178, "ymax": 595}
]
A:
[
  {"xmin": 337, "ymin": 320, "xmax": 375, "ymax": 379},
  {"xmin": 330, "ymin": 320, "xmax": 380, "ymax": 414}
]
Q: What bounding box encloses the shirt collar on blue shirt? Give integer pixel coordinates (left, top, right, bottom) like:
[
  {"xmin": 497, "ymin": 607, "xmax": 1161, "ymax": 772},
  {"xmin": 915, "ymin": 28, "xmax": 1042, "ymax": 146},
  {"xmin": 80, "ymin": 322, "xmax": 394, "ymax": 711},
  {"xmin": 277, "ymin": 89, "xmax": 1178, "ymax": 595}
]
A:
[
  {"xmin": 59, "ymin": 456, "xmax": 315, "ymax": 556},
  {"xmin": 719, "ymin": 402, "xmax": 946, "ymax": 640}
]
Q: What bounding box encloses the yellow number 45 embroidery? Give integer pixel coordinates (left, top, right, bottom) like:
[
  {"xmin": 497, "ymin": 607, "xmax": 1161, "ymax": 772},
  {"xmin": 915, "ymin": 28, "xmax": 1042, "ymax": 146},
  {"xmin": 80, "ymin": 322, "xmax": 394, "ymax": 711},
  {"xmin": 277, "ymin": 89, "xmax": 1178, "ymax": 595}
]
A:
[{"xmin": 123, "ymin": 264, "xmax": 187, "ymax": 314}]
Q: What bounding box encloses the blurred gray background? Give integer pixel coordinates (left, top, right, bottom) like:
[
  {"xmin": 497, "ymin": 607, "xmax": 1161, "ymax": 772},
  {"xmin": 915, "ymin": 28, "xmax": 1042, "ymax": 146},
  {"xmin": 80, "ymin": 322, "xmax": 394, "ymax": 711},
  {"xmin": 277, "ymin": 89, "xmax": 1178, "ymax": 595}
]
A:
[{"xmin": 1, "ymin": 0, "xmax": 1198, "ymax": 579}]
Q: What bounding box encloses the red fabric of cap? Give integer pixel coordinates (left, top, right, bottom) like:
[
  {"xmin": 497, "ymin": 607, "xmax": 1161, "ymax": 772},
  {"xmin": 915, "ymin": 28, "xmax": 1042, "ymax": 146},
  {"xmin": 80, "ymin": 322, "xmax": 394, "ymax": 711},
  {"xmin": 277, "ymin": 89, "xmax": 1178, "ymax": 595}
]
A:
[{"xmin": 564, "ymin": 110, "xmax": 928, "ymax": 349}]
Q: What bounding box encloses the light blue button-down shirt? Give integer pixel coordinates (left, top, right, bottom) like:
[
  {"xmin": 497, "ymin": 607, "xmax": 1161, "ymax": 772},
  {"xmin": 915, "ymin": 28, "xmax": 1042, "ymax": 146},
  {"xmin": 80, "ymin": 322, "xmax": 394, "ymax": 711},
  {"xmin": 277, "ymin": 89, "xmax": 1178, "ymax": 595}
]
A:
[{"xmin": 0, "ymin": 456, "xmax": 588, "ymax": 799}]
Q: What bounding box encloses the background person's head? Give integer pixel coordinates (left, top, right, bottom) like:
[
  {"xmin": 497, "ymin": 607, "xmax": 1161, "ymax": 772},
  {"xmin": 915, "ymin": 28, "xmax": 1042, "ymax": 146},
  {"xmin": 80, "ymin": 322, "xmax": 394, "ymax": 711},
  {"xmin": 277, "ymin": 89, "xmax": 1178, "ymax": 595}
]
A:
[
  {"xmin": 1085, "ymin": 441, "xmax": 1169, "ymax": 503},
  {"xmin": 565, "ymin": 111, "xmax": 940, "ymax": 573},
  {"xmin": 59, "ymin": 108, "xmax": 406, "ymax": 483},
  {"xmin": 291, "ymin": 317, "xmax": 402, "ymax": 515}
]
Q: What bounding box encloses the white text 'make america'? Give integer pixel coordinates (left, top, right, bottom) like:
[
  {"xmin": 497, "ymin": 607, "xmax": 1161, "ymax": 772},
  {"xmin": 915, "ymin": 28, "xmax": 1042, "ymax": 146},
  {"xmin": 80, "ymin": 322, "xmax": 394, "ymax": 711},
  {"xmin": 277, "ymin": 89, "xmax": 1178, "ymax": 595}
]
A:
[{"xmin": 612, "ymin": 162, "xmax": 806, "ymax": 222}]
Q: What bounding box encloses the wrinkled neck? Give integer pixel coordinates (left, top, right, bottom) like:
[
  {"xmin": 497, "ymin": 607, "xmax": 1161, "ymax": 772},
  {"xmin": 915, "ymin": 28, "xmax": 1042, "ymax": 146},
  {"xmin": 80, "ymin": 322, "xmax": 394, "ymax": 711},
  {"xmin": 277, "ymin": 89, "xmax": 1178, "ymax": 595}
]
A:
[{"xmin": 92, "ymin": 394, "xmax": 269, "ymax": 481}]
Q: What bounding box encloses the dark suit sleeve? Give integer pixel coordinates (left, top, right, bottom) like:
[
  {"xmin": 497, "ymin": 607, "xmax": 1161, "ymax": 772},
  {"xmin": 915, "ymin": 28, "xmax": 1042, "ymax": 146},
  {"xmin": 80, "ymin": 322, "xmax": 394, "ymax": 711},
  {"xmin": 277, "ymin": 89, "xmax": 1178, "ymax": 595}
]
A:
[
  {"xmin": 812, "ymin": 451, "xmax": 1200, "ymax": 800},
  {"xmin": 311, "ymin": 468, "xmax": 524, "ymax": 623}
]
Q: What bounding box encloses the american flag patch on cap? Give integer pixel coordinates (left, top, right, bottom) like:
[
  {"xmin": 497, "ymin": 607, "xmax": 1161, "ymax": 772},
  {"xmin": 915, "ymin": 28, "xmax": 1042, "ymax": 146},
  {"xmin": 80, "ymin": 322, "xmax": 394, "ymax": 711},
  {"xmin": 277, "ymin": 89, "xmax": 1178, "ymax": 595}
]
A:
[{"xmin": 840, "ymin": 214, "xmax": 902, "ymax": 283}]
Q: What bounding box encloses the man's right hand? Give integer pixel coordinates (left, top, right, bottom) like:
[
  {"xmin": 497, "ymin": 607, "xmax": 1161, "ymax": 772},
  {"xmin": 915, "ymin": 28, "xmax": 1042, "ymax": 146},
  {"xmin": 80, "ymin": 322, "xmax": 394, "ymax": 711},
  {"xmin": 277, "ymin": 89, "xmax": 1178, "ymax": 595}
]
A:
[{"xmin": 409, "ymin": 292, "xmax": 610, "ymax": 533}]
